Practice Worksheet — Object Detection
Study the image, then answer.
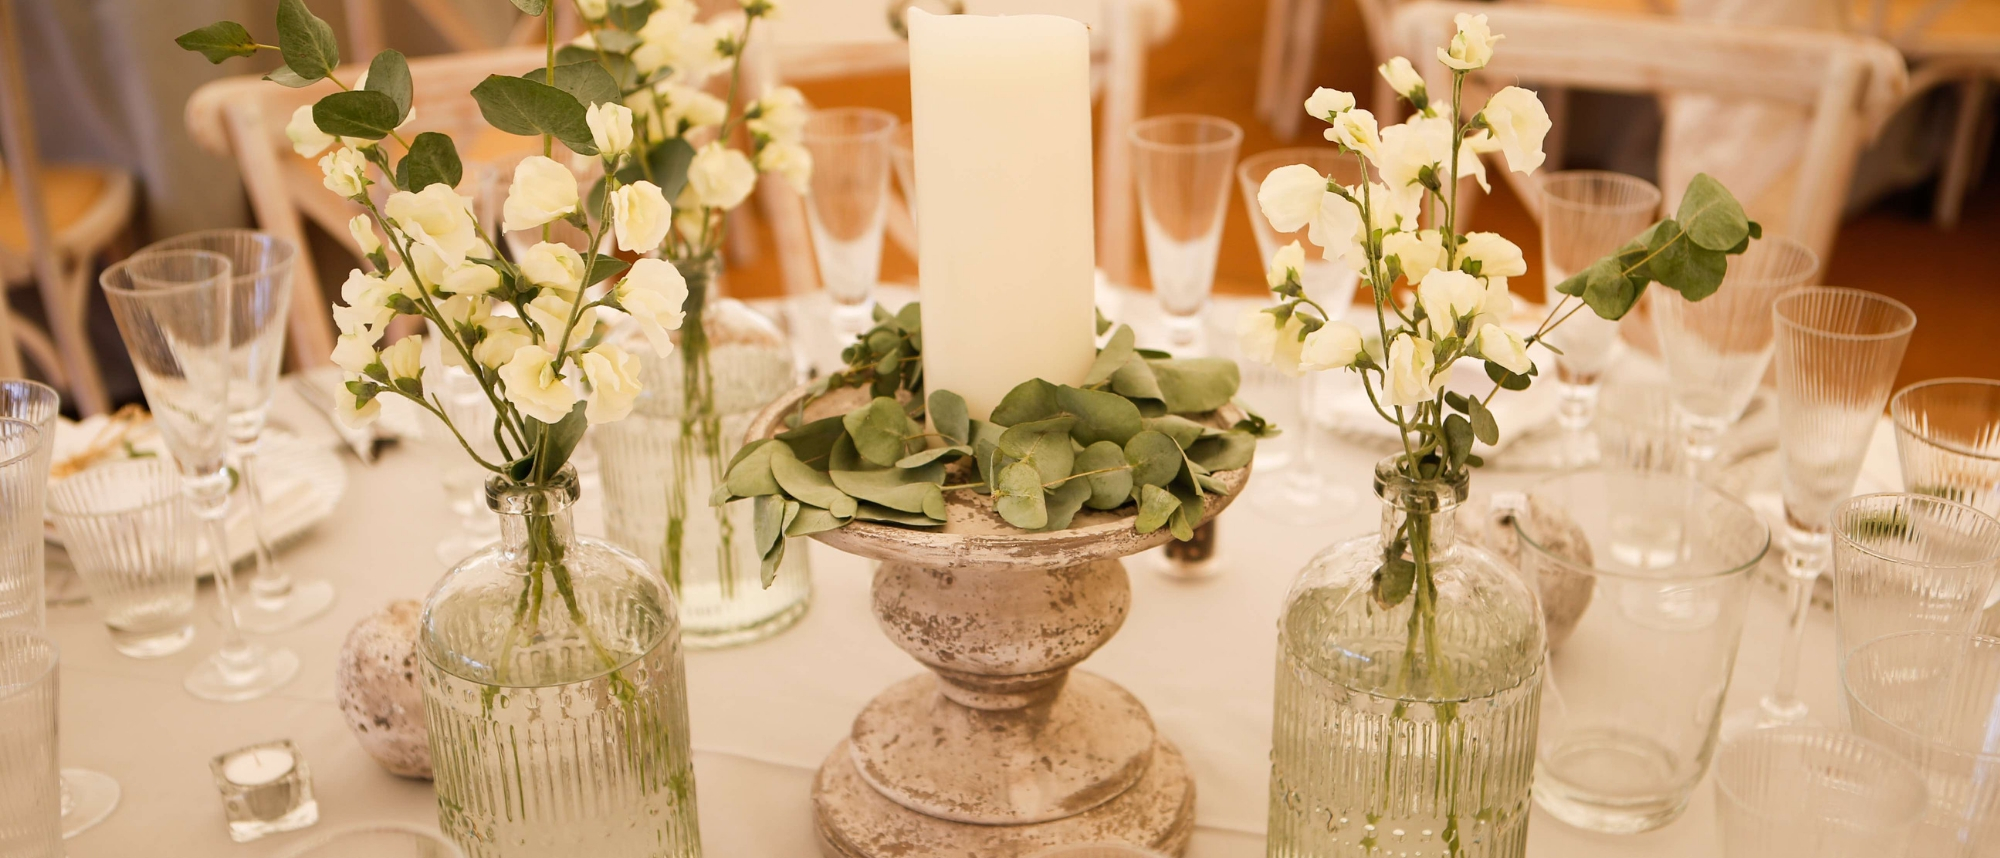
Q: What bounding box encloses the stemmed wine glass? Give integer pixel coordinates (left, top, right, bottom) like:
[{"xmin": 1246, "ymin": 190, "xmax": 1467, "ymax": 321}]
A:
[
  {"xmin": 101, "ymin": 249, "xmax": 299, "ymax": 701},
  {"xmin": 1132, "ymin": 114, "xmax": 1243, "ymax": 352},
  {"xmin": 1235, "ymin": 147, "xmax": 1366, "ymax": 522},
  {"xmin": 1536, "ymin": 171, "xmax": 1662, "ymax": 468},
  {"xmin": 138, "ymin": 231, "xmax": 335, "ymax": 632},
  {"xmin": 1727, "ymin": 287, "xmax": 1915, "ymax": 734},
  {"xmin": 802, "ymin": 107, "xmax": 900, "ymax": 340}
]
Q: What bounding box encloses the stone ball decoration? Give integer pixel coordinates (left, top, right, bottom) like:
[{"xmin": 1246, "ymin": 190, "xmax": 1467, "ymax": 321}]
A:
[
  {"xmin": 1459, "ymin": 496, "xmax": 1596, "ymax": 651},
  {"xmin": 335, "ymin": 599, "xmax": 432, "ymax": 779}
]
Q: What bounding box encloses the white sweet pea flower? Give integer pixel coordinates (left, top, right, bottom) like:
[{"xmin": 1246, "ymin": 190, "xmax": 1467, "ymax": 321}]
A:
[
  {"xmin": 386, "ymin": 183, "xmax": 480, "ymax": 268},
  {"xmin": 1376, "ymin": 114, "xmax": 1487, "ymax": 201},
  {"xmin": 1326, "ymin": 108, "xmax": 1382, "ymax": 162},
  {"xmin": 336, "ymin": 381, "xmax": 382, "ymax": 429},
  {"xmin": 611, "ymin": 181, "xmax": 674, "ymax": 253},
  {"xmin": 347, "ymin": 215, "xmax": 381, "ymax": 256},
  {"xmin": 501, "ymin": 156, "xmax": 580, "ymax": 234},
  {"xmin": 518, "ymin": 242, "xmax": 585, "ymax": 294},
  {"xmin": 575, "ymin": 0, "xmax": 608, "ymax": 19},
  {"xmin": 1438, "ymin": 12, "xmax": 1501, "ymax": 71},
  {"xmin": 578, "ymin": 344, "xmax": 643, "ymax": 423},
  {"xmin": 436, "ymin": 294, "xmax": 490, "ymax": 335},
  {"xmin": 526, "ymin": 292, "xmax": 597, "ymax": 348},
  {"xmin": 1257, "ymin": 163, "xmax": 1329, "ymax": 233},
  {"xmin": 1306, "ymin": 190, "xmax": 1366, "ymax": 270},
  {"xmin": 440, "ymin": 262, "xmax": 500, "ymax": 296},
  {"xmin": 616, "ymin": 258, "xmax": 689, "ymax": 357},
  {"xmin": 472, "ymin": 317, "xmax": 534, "ymax": 369},
  {"xmin": 319, "ymin": 147, "xmax": 369, "ymax": 199},
  {"xmin": 1475, "ymin": 323, "xmax": 1532, "ymax": 374},
  {"xmin": 1360, "ymin": 181, "xmax": 1421, "ymax": 234},
  {"xmin": 1267, "ymin": 241, "xmax": 1307, "ymax": 289},
  {"xmin": 1301, "ymin": 320, "xmax": 1365, "ymax": 371},
  {"xmin": 1382, "ymin": 229, "xmax": 1447, "ymax": 283},
  {"xmin": 756, "ymin": 140, "xmax": 813, "ymax": 195},
  {"xmin": 1379, "ymin": 57, "xmax": 1426, "ymax": 105},
  {"xmin": 632, "ymin": 2, "xmax": 700, "ymax": 74},
  {"xmin": 687, "ymin": 144, "xmax": 758, "ymax": 210},
  {"xmin": 659, "ymin": 85, "xmax": 728, "ymax": 132},
  {"xmin": 1237, "ymin": 308, "xmax": 1282, "ymax": 368},
  {"xmin": 379, "ymin": 335, "xmax": 424, "ymax": 384},
  {"xmin": 1418, "ymin": 269, "xmax": 1487, "ymax": 332},
  {"xmin": 287, "ymin": 105, "xmax": 336, "ymax": 158},
  {"xmin": 1479, "ymin": 86, "xmax": 1551, "ymax": 175},
  {"xmin": 585, "ymin": 102, "xmax": 636, "ymax": 156},
  {"xmin": 331, "ymin": 334, "xmax": 379, "ymax": 375},
  {"xmin": 1304, "ymin": 87, "xmax": 1355, "ymax": 122},
  {"xmin": 1472, "ymin": 276, "xmax": 1515, "ymax": 331},
  {"xmin": 1270, "ymin": 314, "xmax": 1309, "ymax": 377},
  {"xmin": 496, "ymin": 346, "xmax": 579, "ymax": 424},
  {"xmin": 747, "ymin": 86, "xmax": 809, "ymax": 142},
  {"xmin": 1383, "ymin": 333, "xmax": 1442, "ymax": 407},
  {"xmin": 1460, "ymin": 231, "xmax": 1528, "ymax": 278}
]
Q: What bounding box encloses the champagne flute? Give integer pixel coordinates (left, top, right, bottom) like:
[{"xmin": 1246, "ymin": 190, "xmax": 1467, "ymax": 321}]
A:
[
  {"xmin": 101, "ymin": 250, "xmax": 299, "ymax": 701},
  {"xmin": 803, "ymin": 107, "xmax": 899, "ymax": 339},
  {"xmin": 1132, "ymin": 115, "xmax": 1243, "ymax": 351}
]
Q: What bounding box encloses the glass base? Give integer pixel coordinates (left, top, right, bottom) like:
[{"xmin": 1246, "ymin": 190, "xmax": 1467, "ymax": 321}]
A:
[
  {"xmin": 1533, "ymin": 754, "xmax": 1691, "ymax": 835},
  {"xmin": 184, "ymin": 645, "xmax": 299, "ymax": 702},
  {"xmin": 60, "ymin": 768, "xmax": 119, "ymax": 838},
  {"xmin": 683, "ymin": 594, "xmax": 811, "ymax": 651},
  {"xmin": 110, "ymin": 623, "xmax": 195, "ymax": 659},
  {"xmin": 233, "ymin": 579, "xmax": 336, "ymax": 634}
]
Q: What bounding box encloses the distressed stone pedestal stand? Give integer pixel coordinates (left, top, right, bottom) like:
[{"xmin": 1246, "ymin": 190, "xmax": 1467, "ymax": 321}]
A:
[{"xmin": 750, "ymin": 387, "xmax": 1251, "ymax": 858}]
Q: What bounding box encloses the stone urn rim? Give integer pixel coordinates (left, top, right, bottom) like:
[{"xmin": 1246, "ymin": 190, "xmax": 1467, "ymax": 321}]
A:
[{"xmin": 744, "ymin": 381, "xmax": 1253, "ymax": 567}]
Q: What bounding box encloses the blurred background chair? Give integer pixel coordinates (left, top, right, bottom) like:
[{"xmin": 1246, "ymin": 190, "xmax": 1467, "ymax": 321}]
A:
[{"xmin": 1848, "ymin": 0, "xmax": 2000, "ymax": 228}]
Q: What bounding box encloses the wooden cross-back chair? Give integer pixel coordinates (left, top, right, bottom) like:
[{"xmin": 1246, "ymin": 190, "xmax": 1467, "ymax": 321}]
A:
[
  {"xmin": 1393, "ymin": 0, "xmax": 1906, "ymax": 267},
  {"xmin": 1846, "ymin": 0, "xmax": 2000, "ymax": 228}
]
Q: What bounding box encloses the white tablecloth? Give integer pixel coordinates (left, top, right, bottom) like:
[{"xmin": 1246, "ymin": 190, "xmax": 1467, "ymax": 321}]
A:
[{"xmin": 46, "ymin": 355, "xmax": 1903, "ymax": 858}]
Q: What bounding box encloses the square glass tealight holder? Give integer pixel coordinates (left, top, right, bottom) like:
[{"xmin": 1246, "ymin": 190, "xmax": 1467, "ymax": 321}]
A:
[{"xmin": 210, "ymin": 739, "xmax": 319, "ymax": 842}]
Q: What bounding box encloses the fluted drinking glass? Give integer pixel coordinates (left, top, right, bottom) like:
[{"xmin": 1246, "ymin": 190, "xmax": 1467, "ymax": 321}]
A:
[
  {"xmin": 1892, "ymin": 378, "xmax": 2000, "ymax": 620},
  {"xmin": 1739, "ymin": 287, "xmax": 1915, "ymax": 732},
  {"xmin": 0, "ymin": 380, "xmax": 67, "ymax": 605},
  {"xmin": 47, "ymin": 459, "xmax": 199, "ymax": 658},
  {"xmin": 1713, "ymin": 726, "xmax": 1927, "ymax": 858},
  {"xmin": 0, "ymin": 419, "xmax": 42, "ymax": 632},
  {"xmin": 0, "ymin": 629, "xmax": 59, "ymax": 858},
  {"xmin": 803, "ymin": 107, "xmax": 898, "ymax": 338},
  {"xmin": 1235, "ymin": 148, "xmax": 1367, "ymax": 523},
  {"xmin": 1831, "ymin": 493, "xmax": 2000, "ymax": 662},
  {"xmin": 101, "ymin": 249, "xmax": 299, "ymax": 702},
  {"xmin": 1652, "ymin": 236, "xmax": 1819, "ymax": 471},
  {"xmin": 1538, "ymin": 172, "xmax": 1662, "ymax": 468},
  {"xmin": 1133, "ymin": 114, "xmax": 1242, "ymax": 349},
  {"xmin": 139, "ymin": 230, "xmax": 333, "ymax": 633},
  {"xmin": 1843, "ymin": 630, "xmax": 2000, "ymax": 856}
]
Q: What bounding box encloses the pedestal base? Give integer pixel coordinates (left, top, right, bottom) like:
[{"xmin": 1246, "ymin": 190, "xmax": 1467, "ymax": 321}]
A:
[{"xmin": 814, "ymin": 737, "xmax": 1196, "ymax": 858}]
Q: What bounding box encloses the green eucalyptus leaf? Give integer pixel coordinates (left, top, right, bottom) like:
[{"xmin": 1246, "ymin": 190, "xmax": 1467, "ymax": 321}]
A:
[
  {"xmin": 1134, "ymin": 484, "xmax": 1181, "ymax": 535},
  {"xmin": 275, "ymin": 0, "xmax": 340, "ymax": 82},
  {"xmin": 830, "ymin": 469, "xmax": 944, "ymax": 514},
  {"xmin": 1486, "ymin": 360, "xmax": 1534, "ymax": 391},
  {"xmin": 1168, "ymin": 485, "xmax": 1206, "ymax": 541},
  {"xmin": 510, "ymin": 0, "xmax": 549, "ymax": 14},
  {"xmin": 1676, "ymin": 173, "xmax": 1752, "ymax": 252},
  {"xmin": 928, "ymin": 389, "xmax": 970, "ymax": 445},
  {"xmin": 778, "ymin": 416, "xmax": 848, "ymax": 466},
  {"xmin": 1142, "ymin": 415, "xmax": 1210, "ymax": 450},
  {"xmin": 312, "ymin": 90, "xmax": 401, "ymax": 140},
  {"xmin": 895, "ymin": 445, "xmax": 971, "ymax": 469},
  {"xmin": 1188, "ymin": 430, "xmax": 1256, "ymax": 472},
  {"xmin": 994, "ymin": 462, "xmax": 1049, "ymax": 529},
  {"xmin": 851, "ymin": 502, "xmax": 945, "ymax": 526},
  {"xmin": 615, "ymin": 139, "xmax": 697, "ymax": 202},
  {"xmin": 175, "ymin": 21, "xmax": 258, "ymax": 64},
  {"xmin": 1149, "ymin": 358, "xmax": 1241, "ymax": 414},
  {"xmin": 1096, "ymin": 306, "xmax": 1114, "ymax": 336},
  {"xmin": 1124, "ymin": 430, "xmax": 1184, "ymax": 488},
  {"xmin": 1467, "ymin": 397, "xmax": 1499, "ymax": 446},
  {"xmin": 264, "ymin": 65, "xmax": 315, "ymax": 87},
  {"xmin": 1374, "ymin": 557, "xmax": 1417, "ymax": 608},
  {"xmin": 828, "ymin": 433, "xmax": 863, "ymax": 471},
  {"xmin": 844, "ymin": 397, "xmax": 921, "ymax": 467},
  {"xmin": 365, "ymin": 50, "xmax": 413, "ymax": 120},
  {"xmin": 1043, "ymin": 478, "xmax": 1092, "ymax": 531},
  {"xmin": 785, "ymin": 505, "xmax": 848, "ymax": 538},
  {"xmin": 1075, "ymin": 441, "xmax": 1135, "ymax": 510},
  {"xmin": 1567, "ymin": 255, "xmax": 1644, "ymax": 321},
  {"xmin": 998, "ymin": 416, "xmax": 1078, "ymax": 484},
  {"xmin": 724, "ymin": 439, "xmax": 784, "ymax": 498},
  {"xmin": 1055, "ymin": 385, "xmax": 1143, "ymax": 447},
  {"xmin": 1109, "ymin": 358, "xmax": 1165, "ymax": 403},
  {"xmin": 523, "ymin": 401, "xmax": 588, "ymax": 482},
  {"xmin": 1661, "ymin": 243, "xmax": 1728, "ymax": 301},
  {"xmin": 708, "ymin": 482, "xmax": 735, "ymax": 507},
  {"xmin": 991, "ymin": 378, "xmax": 1061, "ymax": 426},
  {"xmin": 397, "ymin": 132, "xmax": 463, "ymax": 191},
  {"xmin": 1443, "ymin": 413, "xmax": 1474, "ymax": 469},
  {"xmin": 753, "ymin": 494, "xmax": 785, "ymax": 557},
  {"xmin": 1196, "ymin": 472, "xmax": 1227, "ymax": 494},
  {"xmin": 584, "ymin": 255, "xmax": 630, "ymax": 288},
  {"xmin": 525, "ymin": 61, "xmax": 621, "ymax": 107},
  {"xmin": 1085, "ymin": 325, "xmax": 1138, "ymax": 386},
  {"xmin": 469, "ymin": 74, "xmax": 599, "ymax": 155},
  {"xmin": 770, "ymin": 448, "xmax": 859, "ymax": 518},
  {"xmin": 974, "ymin": 438, "xmax": 1001, "ymax": 495}
]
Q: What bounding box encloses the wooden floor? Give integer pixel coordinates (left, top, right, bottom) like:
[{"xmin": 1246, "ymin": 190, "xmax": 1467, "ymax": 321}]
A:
[{"xmin": 744, "ymin": 0, "xmax": 2000, "ymax": 388}]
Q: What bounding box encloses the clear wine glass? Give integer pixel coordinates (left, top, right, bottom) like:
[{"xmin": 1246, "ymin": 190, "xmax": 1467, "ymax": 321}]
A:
[
  {"xmin": 1728, "ymin": 287, "xmax": 1915, "ymax": 734},
  {"xmin": 1235, "ymin": 147, "xmax": 1368, "ymax": 522},
  {"xmin": 139, "ymin": 230, "xmax": 336, "ymax": 632},
  {"xmin": 1132, "ymin": 114, "xmax": 1243, "ymax": 351},
  {"xmin": 803, "ymin": 107, "xmax": 899, "ymax": 339},
  {"xmin": 1537, "ymin": 171, "xmax": 1662, "ymax": 468},
  {"xmin": 101, "ymin": 249, "xmax": 299, "ymax": 702}
]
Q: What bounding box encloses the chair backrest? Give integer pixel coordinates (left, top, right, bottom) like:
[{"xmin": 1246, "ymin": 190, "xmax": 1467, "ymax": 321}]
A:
[
  {"xmin": 1393, "ymin": 0, "xmax": 1906, "ymax": 266},
  {"xmin": 186, "ymin": 48, "xmax": 545, "ymax": 369}
]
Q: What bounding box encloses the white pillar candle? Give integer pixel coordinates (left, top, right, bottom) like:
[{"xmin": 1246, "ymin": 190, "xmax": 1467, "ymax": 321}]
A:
[{"xmin": 908, "ymin": 8, "xmax": 1099, "ymax": 421}]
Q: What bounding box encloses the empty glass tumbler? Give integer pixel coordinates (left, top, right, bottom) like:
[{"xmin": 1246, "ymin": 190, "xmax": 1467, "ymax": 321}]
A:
[
  {"xmin": 277, "ymin": 823, "xmax": 465, "ymax": 858},
  {"xmin": 47, "ymin": 459, "xmax": 199, "ymax": 658},
  {"xmin": 1517, "ymin": 469, "xmax": 1769, "ymax": 833},
  {"xmin": 0, "ymin": 380, "xmax": 66, "ymax": 606},
  {"xmin": 0, "ymin": 419, "xmax": 43, "ymax": 632},
  {"xmin": 1713, "ymin": 726, "xmax": 1927, "ymax": 858},
  {"xmin": 1831, "ymin": 493, "xmax": 2000, "ymax": 660},
  {"xmin": 1843, "ymin": 630, "xmax": 2000, "ymax": 856},
  {"xmin": 1131, "ymin": 114, "xmax": 1242, "ymax": 348},
  {"xmin": 0, "ymin": 629, "xmax": 60, "ymax": 858}
]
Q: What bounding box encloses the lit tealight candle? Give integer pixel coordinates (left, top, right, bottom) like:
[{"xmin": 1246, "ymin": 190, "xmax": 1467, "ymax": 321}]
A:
[
  {"xmin": 211, "ymin": 740, "xmax": 318, "ymax": 842},
  {"xmin": 222, "ymin": 746, "xmax": 295, "ymax": 786}
]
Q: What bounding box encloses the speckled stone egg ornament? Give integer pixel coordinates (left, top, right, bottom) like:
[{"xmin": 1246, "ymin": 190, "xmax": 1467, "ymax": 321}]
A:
[{"xmin": 335, "ymin": 599, "xmax": 431, "ymax": 778}]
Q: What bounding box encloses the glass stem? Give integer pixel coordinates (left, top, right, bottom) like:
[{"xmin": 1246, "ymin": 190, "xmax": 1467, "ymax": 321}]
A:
[
  {"xmin": 237, "ymin": 450, "xmax": 290, "ymax": 602},
  {"xmin": 203, "ymin": 513, "xmax": 256, "ymax": 669},
  {"xmin": 1284, "ymin": 375, "xmax": 1324, "ymax": 500},
  {"xmin": 1760, "ymin": 528, "xmax": 1826, "ymax": 725}
]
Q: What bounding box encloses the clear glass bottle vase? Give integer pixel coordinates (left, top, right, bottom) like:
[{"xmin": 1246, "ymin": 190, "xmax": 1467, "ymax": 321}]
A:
[
  {"xmin": 594, "ymin": 257, "xmax": 811, "ymax": 649},
  {"xmin": 419, "ymin": 467, "xmax": 701, "ymax": 858},
  {"xmin": 1268, "ymin": 457, "xmax": 1546, "ymax": 858}
]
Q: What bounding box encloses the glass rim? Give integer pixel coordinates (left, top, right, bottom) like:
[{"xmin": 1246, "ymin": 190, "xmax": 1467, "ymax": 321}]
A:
[
  {"xmin": 1720, "ymin": 234, "xmax": 1820, "ymax": 290},
  {"xmin": 99, "ymin": 248, "xmax": 233, "ymax": 299},
  {"xmin": 138, "ymin": 229, "xmax": 297, "ymax": 285},
  {"xmin": 0, "ymin": 630, "xmax": 58, "ymax": 701},
  {"xmin": 801, "ymin": 106, "xmax": 900, "ymax": 142},
  {"xmin": 0, "ymin": 377, "xmax": 60, "ymax": 403},
  {"xmin": 1129, "ymin": 113, "xmax": 1244, "ymax": 153},
  {"xmin": 1771, "ymin": 286, "xmax": 1917, "ymax": 342},
  {"xmin": 47, "ymin": 458, "xmax": 185, "ymax": 519},
  {"xmin": 1537, "ymin": 169, "xmax": 1662, "ymax": 214},
  {"xmin": 1831, "ymin": 491, "xmax": 2000, "ymax": 569},
  {"xmin": 1514, "ymin": 469, "xmax": 1771, "ymax": 582},
  {"xmin": 275, "ymin": 822, "xmax": 465, "ymax": 858},
  {"xmin": 1234, "ymin": 146, "xmax": 1368, "ymax": 187},
  {"xmin": 0, "ymin": 416, "xmax": 41, "ymax": 471},
  {"xmin": 1841, "ymin": 629, "xmax": 2000, "ymax": 763},
  {"xmin": 1711, "ymin": 725, "xmax": 1927, "ymax": 821},
  {"xmin": 1891, "ymin": 377, "xmax": 2000, "ymax": 462}
]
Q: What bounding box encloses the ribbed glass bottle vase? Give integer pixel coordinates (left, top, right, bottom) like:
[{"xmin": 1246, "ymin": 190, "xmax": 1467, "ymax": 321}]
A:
[
  {"xmin": 1269, "ymin": 460, "xmax": 1546, "ymax": 858},
  {"xmin": 594, "ymin": 264, "xmax": 809, "ymax": 649},
  {"xmin": 420, "ymin": 469, "xmax": 700, "ymax": 858}
]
